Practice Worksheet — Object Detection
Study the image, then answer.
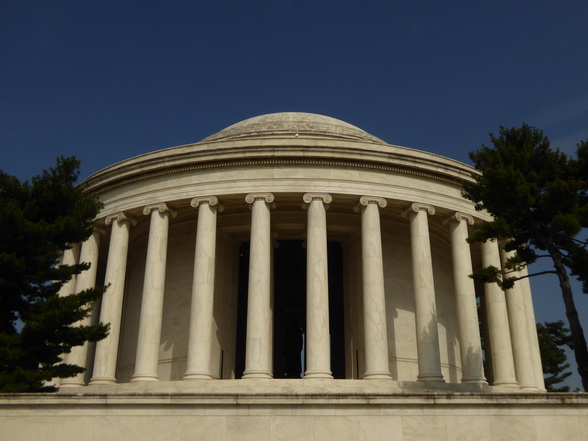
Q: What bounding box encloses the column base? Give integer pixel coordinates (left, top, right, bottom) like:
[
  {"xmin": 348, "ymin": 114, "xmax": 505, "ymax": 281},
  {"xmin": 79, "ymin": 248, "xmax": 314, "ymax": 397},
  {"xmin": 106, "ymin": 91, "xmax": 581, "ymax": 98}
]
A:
[
  {"xmin": 460, "ymin": 377, "xmax": 488, "ymax": 384},
  {"xmin": 131, "ymin": 374, "xmax": 159, "ymax": 383},
  {"xmin": 89, "ymin": 376, "xmax": 117, "ymax": 385},
  {"xmin": 417, "ymin": 374, "xmax": 445, "ymax": 383},
  {"xmin": 492, "ymin": 380, "xmax": 519, "ymax": 388},
  {"xmin": 304, "ymin": 370, "xmax": 333, "ymax": 379},
  {"xmin": 363, "ymin": 371, "xmax": 393, "ymax": 380},
  {"xmin": 183, "ymin": 371, "xmax": 214, "ymax": 380},
  {"xmin": 242, "ymin": 370, "xmax": 272, "ymax": 379}
]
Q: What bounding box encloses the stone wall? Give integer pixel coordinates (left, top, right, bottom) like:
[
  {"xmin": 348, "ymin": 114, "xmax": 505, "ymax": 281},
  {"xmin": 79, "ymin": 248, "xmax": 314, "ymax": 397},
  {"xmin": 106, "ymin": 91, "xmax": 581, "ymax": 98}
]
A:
[{"xmin": 2, "ymin": 382, "xmax": 586, "ymax": 441}]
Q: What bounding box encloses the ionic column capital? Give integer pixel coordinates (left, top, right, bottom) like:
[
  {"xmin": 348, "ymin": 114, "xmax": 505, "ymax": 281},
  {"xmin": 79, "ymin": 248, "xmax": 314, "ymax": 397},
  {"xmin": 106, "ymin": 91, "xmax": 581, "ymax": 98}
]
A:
[
  {"xmin": 105, "ymin": 211, "xmax": 137, "ymax": 226},
  {"xmin": 302, "ymin": 193, "xmax": 331, "ymax": 211},
  {"xmin": 360, "ymin": 195, "xmax": 387, "ymax": 207},
  {"xmin": 402, "ymin": 202, "xmax": 435, "ymax": 218},
  {"xmin": 443, "ymin": 211, "xmax": 474, "ymax": 226},
  {"xmin": 143, "ymin": 202, "xmax": 177, "ymax": 217},
  {"xmin": 191, "ymin": 196, "xmax": 224, "ymax": 212},
  {"xmin": 245, "ymin": 192, "xmax": 276, "ymax": 209},
  {"xmin": 302, "ymin": 192, "xmax": 332, "ymax": 204},
  {"xmin": 354, "ymin": 196, "xmax": 387, "ymax": 212}
]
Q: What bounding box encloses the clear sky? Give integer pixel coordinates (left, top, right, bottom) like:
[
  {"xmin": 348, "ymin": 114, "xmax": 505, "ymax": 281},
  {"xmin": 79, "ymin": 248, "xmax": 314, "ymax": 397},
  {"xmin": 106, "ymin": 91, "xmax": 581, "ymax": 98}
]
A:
[{"xmin": 1, "ymin": 1, "xmax": 587, "ymax": 389}]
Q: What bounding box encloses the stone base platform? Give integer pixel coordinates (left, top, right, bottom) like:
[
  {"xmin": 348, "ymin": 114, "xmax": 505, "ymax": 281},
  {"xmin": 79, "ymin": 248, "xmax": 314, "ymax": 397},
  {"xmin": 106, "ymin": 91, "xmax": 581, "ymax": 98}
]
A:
[{"xmin": 1, "ymin": 380, "xmax": 587, "ymax": 440}]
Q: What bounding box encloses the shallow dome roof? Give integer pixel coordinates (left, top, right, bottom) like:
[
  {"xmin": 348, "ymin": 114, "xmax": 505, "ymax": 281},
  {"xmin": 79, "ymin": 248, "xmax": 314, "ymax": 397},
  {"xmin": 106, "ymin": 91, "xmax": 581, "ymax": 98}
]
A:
[{"xmin": 201, "ymin": 112, "xmax": 387, "ymax": 144}]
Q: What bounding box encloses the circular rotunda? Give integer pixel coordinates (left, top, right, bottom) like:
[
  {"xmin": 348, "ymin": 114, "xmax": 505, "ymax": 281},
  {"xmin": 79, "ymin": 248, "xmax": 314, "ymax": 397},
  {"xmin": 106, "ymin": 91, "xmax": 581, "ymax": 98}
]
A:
[{"xmin": 59, "ymin": 112, "xmax": 544, "ymax": 392}]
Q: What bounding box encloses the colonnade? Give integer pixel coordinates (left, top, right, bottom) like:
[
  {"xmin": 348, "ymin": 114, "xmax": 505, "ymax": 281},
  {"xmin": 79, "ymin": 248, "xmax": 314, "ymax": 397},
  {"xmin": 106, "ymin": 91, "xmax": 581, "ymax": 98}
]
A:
[{"xmin": 59, "ymin": 193, "xmax": 543, "ymax": 390}]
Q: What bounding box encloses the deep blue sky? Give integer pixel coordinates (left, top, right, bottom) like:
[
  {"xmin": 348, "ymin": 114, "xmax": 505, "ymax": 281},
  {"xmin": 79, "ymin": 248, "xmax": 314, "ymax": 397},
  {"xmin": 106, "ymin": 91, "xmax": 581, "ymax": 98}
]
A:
[{"xmin": 2, "ymin": 1, "xmax": 587, "ymax": 388}]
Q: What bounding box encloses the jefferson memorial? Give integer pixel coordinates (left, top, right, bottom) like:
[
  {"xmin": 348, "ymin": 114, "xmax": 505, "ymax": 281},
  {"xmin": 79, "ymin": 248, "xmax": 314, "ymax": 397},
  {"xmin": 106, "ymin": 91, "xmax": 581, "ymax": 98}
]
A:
[{"xmin": 2, "ymin": 113, "xmax": 587, "ymax": 440}]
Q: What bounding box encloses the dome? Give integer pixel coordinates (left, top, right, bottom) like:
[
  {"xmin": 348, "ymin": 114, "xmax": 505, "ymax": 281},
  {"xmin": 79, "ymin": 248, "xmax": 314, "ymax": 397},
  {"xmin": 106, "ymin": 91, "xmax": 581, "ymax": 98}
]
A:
[{"xmin": 201, "ymin": 112, "xmax": 387, "ymax": 144}]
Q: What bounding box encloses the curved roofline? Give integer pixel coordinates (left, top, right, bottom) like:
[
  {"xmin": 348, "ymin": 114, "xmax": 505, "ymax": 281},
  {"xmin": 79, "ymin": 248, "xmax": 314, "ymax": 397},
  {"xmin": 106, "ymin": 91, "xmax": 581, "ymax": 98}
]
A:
[
  {"xmin": 200, "ymin": 112, "xmax": 388, "ymax": 144},
  {"xmin": 81, "ymin": 113, "xmax": 479, "ymax": 195}
]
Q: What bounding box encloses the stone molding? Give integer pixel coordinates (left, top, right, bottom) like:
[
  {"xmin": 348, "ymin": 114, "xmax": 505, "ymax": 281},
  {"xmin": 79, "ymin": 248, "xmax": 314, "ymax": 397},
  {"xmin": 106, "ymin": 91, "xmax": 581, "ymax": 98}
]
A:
[
  {"xmin": 143, "ymin": 202, "xmax": 178, "ymax": 217},
  {"xmin": 104, "ymin": 211, "xmax": 137, "ymax": 226},
  {"xmin": 190, "ymin": 196, "xmax": 224, "ymax": 213},
  {"xmin": 402, "ymin": 202, "xmax": 435, "ymax": 218}
]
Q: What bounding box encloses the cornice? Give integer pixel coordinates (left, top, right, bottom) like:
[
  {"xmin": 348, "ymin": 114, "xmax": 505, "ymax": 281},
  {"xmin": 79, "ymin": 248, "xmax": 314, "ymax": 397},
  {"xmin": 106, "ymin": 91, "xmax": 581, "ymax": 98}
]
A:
[{"xmin": 82, "ymin": 155, "xmax": 474, "ymax": 197}]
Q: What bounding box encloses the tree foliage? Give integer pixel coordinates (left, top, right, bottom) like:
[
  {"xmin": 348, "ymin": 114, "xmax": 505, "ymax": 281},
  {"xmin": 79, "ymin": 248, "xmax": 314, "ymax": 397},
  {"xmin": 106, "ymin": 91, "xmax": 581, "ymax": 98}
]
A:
[
  {"xmin": 0, "ymin": 157, "xmax": 108, "ymax": 392},
  {"xmin": 464, "ymin": 124, "xmax": 588, "ymax": 391},
  {"xmin": 537, "ymin": 321, "xmax": 572, "ymax": 392}
]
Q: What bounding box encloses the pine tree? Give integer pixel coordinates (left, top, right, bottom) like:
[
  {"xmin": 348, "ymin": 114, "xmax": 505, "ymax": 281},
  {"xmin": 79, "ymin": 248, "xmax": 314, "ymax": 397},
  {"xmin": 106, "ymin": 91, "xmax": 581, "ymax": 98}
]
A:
[
  {"xmin": 537, "ymin": 321, "xmax": 572, "ymax": 392},
  {"xmin": 464, "ymin": 125, "xmax": 588, "ymax": 391},
  {"xmin": 0, "ymin": 157, "xmax": 108, "ymax": 392}
]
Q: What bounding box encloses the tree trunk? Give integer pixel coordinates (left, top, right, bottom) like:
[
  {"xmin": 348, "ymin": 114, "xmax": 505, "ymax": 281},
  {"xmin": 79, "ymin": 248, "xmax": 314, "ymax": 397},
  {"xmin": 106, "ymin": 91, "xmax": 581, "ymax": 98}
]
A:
[{"xmin": 543, "ymin": 240, "xmax": 588, "ymax": 391}]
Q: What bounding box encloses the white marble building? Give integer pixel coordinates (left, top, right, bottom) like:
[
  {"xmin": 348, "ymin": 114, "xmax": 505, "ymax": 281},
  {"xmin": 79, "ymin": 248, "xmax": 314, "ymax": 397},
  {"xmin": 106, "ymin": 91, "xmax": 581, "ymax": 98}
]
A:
[{"xmin": 1, "ymin": 113, "xmax": 586, "ymax": 440}]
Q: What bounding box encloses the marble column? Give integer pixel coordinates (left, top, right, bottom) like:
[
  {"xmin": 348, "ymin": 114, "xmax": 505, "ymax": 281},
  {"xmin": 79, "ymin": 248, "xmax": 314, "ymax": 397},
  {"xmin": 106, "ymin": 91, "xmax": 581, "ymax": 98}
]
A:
[
  {"xmin": 303, "ymin": 193, "xmax": 333, "ymax": 379},
  {"xmin": 445, "ymin": 212, "xmax": 486, "ymax": 383},
  {"xmin": 90, "ymin": 212, "xmax": 135, "ymax": 385},
  {"xmin": 184, "ymin": 196, "xmax": 223, "ymax": 380},
  {"xmin": 403, "ymin": 202, "xmax": 444, "ymax": 382},
  {"xmin": 242, "ymin": 193, "xmax": 275, "ymax": 379},
  {"xmin": 131, "ymin": 203, "xmax": 175, "ymax": 382},
  {"xmin": 57, "ymin": 243, "xmax": 81, "ymax": 297},
  {"xmin": 519, "ymin": 265, "xmax": 546, "ymax": 391},
  {"xmin": 357, "ymin": 196, "xmax": 392, "ymax": 379},
  {"xmin": 60, "ymin": 231, "xmax": 102, "ymax": 387},
  {"xmin": 56, "ymin": 243, "xmax": 80, "ymax": 388},
  {"xmin": 501, "ymin": 248, "xmax": 537, "ymax": 390},
  {"xmin": 480, "ymin": 240, "xmax": 518, "ymax": 387}
]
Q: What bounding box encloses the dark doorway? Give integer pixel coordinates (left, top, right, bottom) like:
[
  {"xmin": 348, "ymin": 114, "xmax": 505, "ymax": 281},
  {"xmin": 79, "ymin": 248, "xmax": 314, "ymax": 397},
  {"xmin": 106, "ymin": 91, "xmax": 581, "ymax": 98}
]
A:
[
  {"xmin": 273, "ymin": 241, "xmax": 306, "ymax": 378},
  {"xmin": 327, "ymin": 241, "xmax": 345, "ymax": 379},
  {"xmin": 235, "ymin": 243, "xmax": 249, "ymax": 379},
  {"xmin": 235, "ymin": 241, "xmax": 345, "ymax": 379}
]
